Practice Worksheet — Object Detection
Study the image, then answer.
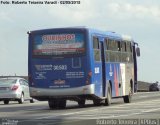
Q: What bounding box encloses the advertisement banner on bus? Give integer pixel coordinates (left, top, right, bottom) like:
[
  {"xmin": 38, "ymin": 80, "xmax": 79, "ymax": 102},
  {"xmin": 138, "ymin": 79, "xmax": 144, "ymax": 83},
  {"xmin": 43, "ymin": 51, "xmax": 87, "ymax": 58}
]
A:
[{"xmin": 33, "ymin": 33, "xmax": 85, "ymax": 56}]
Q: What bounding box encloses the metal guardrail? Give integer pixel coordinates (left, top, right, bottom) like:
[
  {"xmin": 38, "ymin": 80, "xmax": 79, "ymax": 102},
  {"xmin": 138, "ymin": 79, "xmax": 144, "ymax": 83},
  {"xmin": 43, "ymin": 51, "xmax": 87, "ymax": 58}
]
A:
[{"xmin": 137, "ymin": 81, "xmax": 150, "ymax": 92}]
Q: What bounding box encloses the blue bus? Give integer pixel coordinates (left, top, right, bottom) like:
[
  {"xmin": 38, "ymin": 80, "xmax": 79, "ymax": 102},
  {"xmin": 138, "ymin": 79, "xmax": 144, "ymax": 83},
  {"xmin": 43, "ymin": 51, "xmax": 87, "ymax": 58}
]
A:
[{"xmin": 28, "ymin": 27, "xmax": 140, "ymax": 109}]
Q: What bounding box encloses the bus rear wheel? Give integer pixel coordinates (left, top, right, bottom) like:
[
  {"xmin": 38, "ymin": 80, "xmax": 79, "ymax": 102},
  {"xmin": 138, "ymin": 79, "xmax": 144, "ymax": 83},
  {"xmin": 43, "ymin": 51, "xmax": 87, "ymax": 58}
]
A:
[
  {"xmin": 78, "ymin": 99, "xmax": 85, "ymax": 107},
  {"xmin": 93, "ymin": 99, "xmax": 101, "ymax": 106},
  {"xmin": 48, "ymin": 99, "xmax": 66, "ymax": 109},
  {"xmin": 58, "ymin": 99, "xmax": 66, "ymax": 109},
  {"xmin": 48, "ymin": 99, "xmax": 58, "ymax": 109},
  {"xmin": 104, "ymin": 84, "xmax": 112, "ymax": 106},
  {"xmin": 4, "ymin": 100, "xmax": 9, "ymax": 105}
]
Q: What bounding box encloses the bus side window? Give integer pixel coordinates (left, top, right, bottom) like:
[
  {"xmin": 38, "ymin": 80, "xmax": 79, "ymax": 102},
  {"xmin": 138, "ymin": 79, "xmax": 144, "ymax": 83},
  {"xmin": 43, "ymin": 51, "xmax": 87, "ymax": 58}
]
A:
[
  {"xmin": 126, "ymin": 41, "xmax": 133, "ymax": 62},
  {"xmin": 121, "ymin": 41, "xmax": 126, "ymax": 52},
  {"xmin": 129, "ymin": 42, "xmax": 132, "ymax": 53},
  {"xmin": 105, "ymin": 39, "xmax": 110, "ymax": 62},
  {"xmin": 113, "ymin": 40, "xmax": 120, "ymax": 62},
  {"xmin": 117, "ymin": 41, "xmax": 121, "ymax": 51},
  {"xmin": 105, "ymin": 39, "xmax": 109, "ymax": 50},
  {"xmin": 108, "ymin": 39, "xmax": 116, "ymax": 62},
  {"xmin": 93, "ymin": 37, "xmax": 100, "ymax": 61},
  {"xmin": 120, "ymin": 41, "xmax": 126, "ymax": 62},
  {"xmin": 93, "ymin": 37, "xmax": 99, "ymax": 49}
]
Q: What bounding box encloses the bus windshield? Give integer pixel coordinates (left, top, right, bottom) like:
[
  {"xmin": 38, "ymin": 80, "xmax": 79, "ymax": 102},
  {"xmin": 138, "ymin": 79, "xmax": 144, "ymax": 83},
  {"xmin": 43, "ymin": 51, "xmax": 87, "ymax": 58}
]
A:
[{"xmin": 32, "ymin": 33, "xmax": 85, "ymax": 57}]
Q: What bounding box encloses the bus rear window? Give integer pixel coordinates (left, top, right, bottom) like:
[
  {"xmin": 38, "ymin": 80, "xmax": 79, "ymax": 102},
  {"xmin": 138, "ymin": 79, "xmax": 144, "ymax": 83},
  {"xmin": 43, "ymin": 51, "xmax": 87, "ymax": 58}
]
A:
[{"xmin": 32, "ymin": 33, "xmax": 85, "ymax": 57}]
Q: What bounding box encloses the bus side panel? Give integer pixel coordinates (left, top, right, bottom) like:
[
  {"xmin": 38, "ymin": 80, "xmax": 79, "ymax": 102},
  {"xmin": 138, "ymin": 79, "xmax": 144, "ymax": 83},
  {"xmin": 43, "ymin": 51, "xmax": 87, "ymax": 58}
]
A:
[
  {"xmin": 106, "ymin": 62, "xmax": 134, "ymax": 98},
  {"xmin": 93, "ymin": 62, "xmax": 103, "ymax": 97},
  {"xmin": 106, "ymin": 63, "xmax": 126, "ymax": 97},
  {"xmin": 125, "ymin": 63, "xmax": 134, "ymax": 95}
]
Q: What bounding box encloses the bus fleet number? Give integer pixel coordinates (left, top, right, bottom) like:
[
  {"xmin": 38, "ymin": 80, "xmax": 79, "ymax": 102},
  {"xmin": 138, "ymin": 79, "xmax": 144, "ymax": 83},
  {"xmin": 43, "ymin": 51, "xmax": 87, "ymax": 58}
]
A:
[{"xmin": 53, "ymin": 65, "xmax": 67, "ymax": 71}]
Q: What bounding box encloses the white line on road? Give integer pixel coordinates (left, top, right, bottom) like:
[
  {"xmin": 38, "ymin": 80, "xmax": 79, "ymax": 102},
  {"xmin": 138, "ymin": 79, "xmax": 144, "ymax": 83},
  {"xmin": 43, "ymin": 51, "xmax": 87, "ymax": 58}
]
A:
[{"xmin": 36, "ymin": 99, "xmax": 160, "ymax": 120}]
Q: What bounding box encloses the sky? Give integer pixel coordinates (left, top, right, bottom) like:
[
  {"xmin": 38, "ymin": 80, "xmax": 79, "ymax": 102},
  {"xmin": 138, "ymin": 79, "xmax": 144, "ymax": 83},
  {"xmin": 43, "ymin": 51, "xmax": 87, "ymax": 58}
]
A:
[{"xmin": 0, "ymin": 0, "xmax": 160, "ymax": 82}]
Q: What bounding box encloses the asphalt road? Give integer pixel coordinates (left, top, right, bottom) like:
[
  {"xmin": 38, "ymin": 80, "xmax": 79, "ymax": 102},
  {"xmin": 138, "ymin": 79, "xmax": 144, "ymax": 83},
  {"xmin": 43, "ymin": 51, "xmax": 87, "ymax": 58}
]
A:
[{"xmin": 0, "ymin": 92, "xmax": 160, "ymax": 125}]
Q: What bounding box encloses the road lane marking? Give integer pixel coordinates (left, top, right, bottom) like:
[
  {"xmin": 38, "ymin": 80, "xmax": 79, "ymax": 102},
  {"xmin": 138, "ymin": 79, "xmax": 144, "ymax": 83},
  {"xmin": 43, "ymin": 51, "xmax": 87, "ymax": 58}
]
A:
[
  {"xmin": 35, "ymin": 99, "xmax": 160, "ymax": 120},
  {"xmin": 138, "ymin": 95, "xmax": 148, "ymax": 98},
  {"xmin": 1, "ymin": 96, "xmax": 160, "ymax": 119}
]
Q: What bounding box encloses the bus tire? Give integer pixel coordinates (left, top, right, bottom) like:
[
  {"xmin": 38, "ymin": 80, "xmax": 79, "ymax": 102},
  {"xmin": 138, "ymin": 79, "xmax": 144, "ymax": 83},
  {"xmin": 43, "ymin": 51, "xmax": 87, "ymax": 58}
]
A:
[
  {"xmin": 104, "ymin": 84, "xmax": 111, "ymax": 106},
  {"xmin": 123, "ymin": 84, "xmax": 132, "ymax": 103},
  {"xmin": 30, "ymin": 99, "xmax": 34, "ymax": 103},
  {"xmin": 4, "ymin": 100, "xmax": 9, "ymax": 105},
  {"xmin": 59, "ymin": 99, "xmax": 66, "ymax": 109},
  {"xmin": 93, "ymin": 99, "xmax": 101, "ymax": 106},
  {"xmin": 48, "ymin": 100, "xmax": 57, "ymax": 109},
  {"xmin": 78, "ymin": 99, "xmax": 85, "ymax": 107},
  {"xmin": 123, "ymin": 94, "xmax": 132, "ymax": 103}
]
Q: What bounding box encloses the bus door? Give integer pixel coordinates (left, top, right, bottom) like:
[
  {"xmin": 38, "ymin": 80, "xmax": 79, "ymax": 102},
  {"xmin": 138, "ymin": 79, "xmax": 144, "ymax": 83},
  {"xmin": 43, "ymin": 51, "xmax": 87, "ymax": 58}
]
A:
[{"xmin": 100, "ymin": 41, "xmax": 106, "ymax": 97}]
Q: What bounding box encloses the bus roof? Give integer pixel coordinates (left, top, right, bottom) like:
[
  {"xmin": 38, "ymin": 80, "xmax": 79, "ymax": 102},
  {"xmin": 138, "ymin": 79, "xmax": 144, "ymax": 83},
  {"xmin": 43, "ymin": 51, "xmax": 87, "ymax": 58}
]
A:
[{"xmin": 28, "ymin": 27, "xmax": 134, "ymax": 42}]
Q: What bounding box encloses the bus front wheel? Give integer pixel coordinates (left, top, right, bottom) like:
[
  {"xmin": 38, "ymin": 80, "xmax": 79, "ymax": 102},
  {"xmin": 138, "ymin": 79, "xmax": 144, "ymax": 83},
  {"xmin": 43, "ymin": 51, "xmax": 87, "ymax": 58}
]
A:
[
  {"xmin": 123, "ymin": 86, "xmax": 132, "ymax": 103},
  {"xmin": 123, "ymin": 94, "xmax": 132, "ymax": 103}
]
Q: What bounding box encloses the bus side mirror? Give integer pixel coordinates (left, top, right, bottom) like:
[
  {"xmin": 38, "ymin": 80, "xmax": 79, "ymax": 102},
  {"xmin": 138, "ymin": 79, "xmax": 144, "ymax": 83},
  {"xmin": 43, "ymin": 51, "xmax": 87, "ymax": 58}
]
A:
[{"xmin": 136, "ymin": 47, "xmax": 140, "ymax": 57}]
